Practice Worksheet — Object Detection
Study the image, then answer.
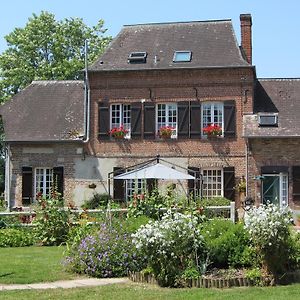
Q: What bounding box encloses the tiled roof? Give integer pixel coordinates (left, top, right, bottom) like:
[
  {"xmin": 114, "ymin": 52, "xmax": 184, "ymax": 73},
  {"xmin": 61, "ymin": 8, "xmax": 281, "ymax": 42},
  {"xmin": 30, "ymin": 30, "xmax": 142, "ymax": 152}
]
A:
[
  {"xmin": 244, "ymin": 79, "xmax": 300, "ymax": 137},
  {"xmin": 90, "ymin": 20, "xmax": 249, "ymax": 71},
  {"xmin": 0, "ymin": 81, "xmax": 84, "ymax": 142}
]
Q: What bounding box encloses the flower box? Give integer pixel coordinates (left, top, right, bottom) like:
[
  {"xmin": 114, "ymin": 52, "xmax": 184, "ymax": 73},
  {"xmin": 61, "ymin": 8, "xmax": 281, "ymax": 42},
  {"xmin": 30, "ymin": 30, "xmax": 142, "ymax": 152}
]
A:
[
  {"xmin": 109, "ymin": 126, "xmax": 128, "ymax": 139},
  {"xmin": 203, "ymin": 124, "xmax": 222, "ymax": 137},
  {"xmin": 158, "ymin": 126, "xmax": 174, "ymax": 139}
]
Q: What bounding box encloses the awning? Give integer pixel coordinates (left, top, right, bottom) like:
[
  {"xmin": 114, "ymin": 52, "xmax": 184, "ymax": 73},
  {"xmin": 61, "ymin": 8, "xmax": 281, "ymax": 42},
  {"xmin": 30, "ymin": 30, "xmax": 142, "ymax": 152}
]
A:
[{"xmin": 114, "ymin": 163, "xmax": 195, "ymax": 180}]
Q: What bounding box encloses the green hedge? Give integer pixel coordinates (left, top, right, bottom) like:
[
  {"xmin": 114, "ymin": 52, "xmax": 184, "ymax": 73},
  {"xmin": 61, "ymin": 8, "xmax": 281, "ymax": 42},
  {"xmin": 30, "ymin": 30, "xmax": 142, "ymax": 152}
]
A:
[{"xmin": 0, "ymin": 228, "xmax": 36, "ymax": 247}]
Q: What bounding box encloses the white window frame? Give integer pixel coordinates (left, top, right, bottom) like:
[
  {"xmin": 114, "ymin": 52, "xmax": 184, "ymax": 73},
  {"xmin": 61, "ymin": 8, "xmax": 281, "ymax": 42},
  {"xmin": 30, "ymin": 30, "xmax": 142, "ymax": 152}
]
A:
[
  {"xmin": 110, "ymin": 104, "xmax": 131, "ymax": 139},
  {"xmin": 125, "ymin": 179, "xmax": 145, "ymax": 201},
  {"xmin": 34, "ymin": 167, "xmax": 53, "ymax": 200},
  {"xmin": 156, "ymin": 103, "xmax": 178, "ymax": 138},
  {"xmin": 262, "ymin": 173, "xmax": 288, "ymax": 207},
  {"xmin": 201, "ymin": 102, "xmax": 224, "ymax": 138},
  {"xmin": 202, "ymin": 168, "xmax": 223, "ymax": 198}
]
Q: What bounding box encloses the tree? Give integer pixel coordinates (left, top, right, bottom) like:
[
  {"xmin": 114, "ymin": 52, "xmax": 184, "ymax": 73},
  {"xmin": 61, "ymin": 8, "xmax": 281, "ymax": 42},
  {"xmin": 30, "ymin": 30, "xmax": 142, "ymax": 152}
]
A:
[{"xmin": 0, "ymin": 11, "xmax": 111, "ymax": 102}]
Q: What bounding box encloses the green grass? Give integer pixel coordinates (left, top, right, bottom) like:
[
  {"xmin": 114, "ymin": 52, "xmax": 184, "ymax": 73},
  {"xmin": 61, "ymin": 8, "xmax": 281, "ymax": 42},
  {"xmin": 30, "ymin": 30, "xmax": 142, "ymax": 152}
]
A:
[
  {"xmin": 1, "ymin": 282, "xmax": 300, "ymax": 300},
  {"xmin": 0, "ymin": 246, "xmax": 79, "ymax": 284}
]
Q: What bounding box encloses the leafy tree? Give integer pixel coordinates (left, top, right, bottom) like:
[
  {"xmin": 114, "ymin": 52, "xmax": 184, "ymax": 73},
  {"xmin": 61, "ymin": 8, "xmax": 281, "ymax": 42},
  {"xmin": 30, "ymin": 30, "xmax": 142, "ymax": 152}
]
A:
[{"xmin": 0, "ymin": 11, "xmax": 111, "ymax": 102}]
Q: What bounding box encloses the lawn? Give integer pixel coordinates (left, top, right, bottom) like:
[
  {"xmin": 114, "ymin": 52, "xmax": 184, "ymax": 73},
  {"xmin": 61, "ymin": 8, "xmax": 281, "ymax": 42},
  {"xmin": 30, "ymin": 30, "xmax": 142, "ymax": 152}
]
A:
[
  {"xmin": 0, "ymin": 246, "xmax": 80, "ymax": 284},
  {"xmin": 1, "ymin": 282, "xmax": 300, "ymax": 300}
]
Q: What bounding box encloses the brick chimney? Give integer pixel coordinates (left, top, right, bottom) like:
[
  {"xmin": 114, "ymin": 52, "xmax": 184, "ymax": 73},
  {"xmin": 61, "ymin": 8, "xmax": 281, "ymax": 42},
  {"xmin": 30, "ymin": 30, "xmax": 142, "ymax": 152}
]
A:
[{"xmin": 240, "ymin": 14, "xmax": 252, "ymax": 64}]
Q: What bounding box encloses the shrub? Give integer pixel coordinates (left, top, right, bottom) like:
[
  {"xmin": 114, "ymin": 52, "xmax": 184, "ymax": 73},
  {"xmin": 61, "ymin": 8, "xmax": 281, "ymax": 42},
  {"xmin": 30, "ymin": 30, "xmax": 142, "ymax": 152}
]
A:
[
  {"xmin": 132, "ymin": 211, "xmax": 207, "ymax": 287},
  {"xmin": 81, "ymin": 193, "xmax": 112, "ymax": 209},
  {"xmin": 0, "ymin": 228, "xmax": 36, "ymax": 247},
  {"xmin": 201, "ymin": 219, "xmax": 255, "ymax": 269},
  {"xmin": 199, "ymin": 197, "xmax": 231, "ymax": 207},
  {"xmin": 34, "ymin": 196, "xmax": 71, "ymax": 246},
  {"xmin": 244, "ymin": 204, "xmax": 293, "ymax": 278},
  {"xmin": 65, "ymin": 222, "xmax": 145, "ymax": 277}
]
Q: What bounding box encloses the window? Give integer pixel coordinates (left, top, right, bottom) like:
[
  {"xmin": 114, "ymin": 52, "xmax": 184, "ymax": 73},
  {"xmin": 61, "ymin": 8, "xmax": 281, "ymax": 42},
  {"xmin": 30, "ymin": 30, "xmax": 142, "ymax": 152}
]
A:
[
  {"xmin": 110, "ymin": 104, "xmax": 131, "ymax": 138},
  {"xmin": 258, "ymin": 114, "xmax": 278, "ymax": 127},
  {"xmin": 156, "ymin": 103, "xmax": 177, "ymax": 138},
  {"xmin": 128, "ymin": 52, "xmax": 147, "ymax": 63},
  {"xmin": 262, "ymin": 173, "xmax": 288, "ymax": 207},
  {"xmin": 202, "ymin": 169, "xmax": 223, "ymax": 198},
  {"xmin": 125, "ymin": 179, "xmax": 145, "ymax": 201},
  {"xmin": 35, "ymin": 168, "xmax": 53, "ymax": 198},
  {"xmin": 202, "ymin": 102, "xmax": 224, "ymax": 137},
  {"xmin": 173, "ymin": 51, "xmax": 192, "ymax": 62}
]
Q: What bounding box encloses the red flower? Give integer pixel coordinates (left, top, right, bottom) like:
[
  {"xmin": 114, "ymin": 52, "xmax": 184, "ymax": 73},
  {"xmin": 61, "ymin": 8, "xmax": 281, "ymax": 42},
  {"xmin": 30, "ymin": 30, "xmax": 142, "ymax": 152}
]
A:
[
  {"xmin": 158, "ymin": 126, "xmax": 175, "ymax": 138},
  {"xmin": 203, "ymin": 124, "xmax": 222, "ymax": 136},
  {"xmin": 109, "ymin": 125, "xmax": 129, "ymax": 138}
]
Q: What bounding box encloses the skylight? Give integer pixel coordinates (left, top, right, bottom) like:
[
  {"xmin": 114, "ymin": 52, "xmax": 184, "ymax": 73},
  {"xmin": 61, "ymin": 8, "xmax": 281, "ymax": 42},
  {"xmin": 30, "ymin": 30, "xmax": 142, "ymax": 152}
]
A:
[
  {"xmin": 128, "ymin": 52, "xmax": 147, "ymax": 63},
  {"xmin": 173, "ymin": 51, "xmax": 192, "ymax": 62},
  {"xmin": 258, "ymin": 114, "xmax": 278, "ymax": 127}
]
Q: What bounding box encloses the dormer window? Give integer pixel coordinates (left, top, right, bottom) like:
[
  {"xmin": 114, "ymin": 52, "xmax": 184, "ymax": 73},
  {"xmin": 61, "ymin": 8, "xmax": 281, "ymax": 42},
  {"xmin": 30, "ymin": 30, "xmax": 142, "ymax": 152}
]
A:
[
  {"xmin": 258, "ymin": 114, "xmax": 278, "ymax": 127},
  {"xmin": 173, "ymin": 51, "xmax": 192, "ymax": 62},
  {"xmin": 128, "ymin": 52, "xmax": 147, "ymax": 63}
]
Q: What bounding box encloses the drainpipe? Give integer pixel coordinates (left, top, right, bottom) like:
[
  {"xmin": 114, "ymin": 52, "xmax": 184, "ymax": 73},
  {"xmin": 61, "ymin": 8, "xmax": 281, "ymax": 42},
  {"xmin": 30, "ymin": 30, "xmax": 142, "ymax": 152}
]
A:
[
  {"xmin": 5, "ymin": 144, "xmax": 11, "ymax": 211},
  {"xmin": 83, "ymin": 40, "xmax": 90, "ymax": 144},
  {"xmin": 245, "ymin": 139, "xmax": 249, "ymax": 196}
]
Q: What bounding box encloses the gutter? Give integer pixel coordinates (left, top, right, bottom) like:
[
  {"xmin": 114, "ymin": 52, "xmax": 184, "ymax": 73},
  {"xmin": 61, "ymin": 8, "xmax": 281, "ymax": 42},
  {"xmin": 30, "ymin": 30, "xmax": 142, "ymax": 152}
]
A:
[
  {"xmin": 5, "ymin": 144, "xmax": 11, "ymax": 211},
  {"xmin": 83, "ymin": 40, "xmax": 90, "ymax": 144}
]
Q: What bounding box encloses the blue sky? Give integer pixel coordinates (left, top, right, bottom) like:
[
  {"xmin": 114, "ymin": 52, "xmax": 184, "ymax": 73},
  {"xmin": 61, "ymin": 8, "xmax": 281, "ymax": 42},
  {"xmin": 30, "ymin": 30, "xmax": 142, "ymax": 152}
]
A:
[{"xmin": 1, "ymin": 0, "xmax": 300, "ymax": 78}]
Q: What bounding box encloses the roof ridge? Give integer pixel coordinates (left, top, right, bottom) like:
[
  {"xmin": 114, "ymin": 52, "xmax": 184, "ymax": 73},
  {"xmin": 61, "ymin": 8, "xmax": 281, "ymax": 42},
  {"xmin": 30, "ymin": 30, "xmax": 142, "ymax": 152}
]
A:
[
  {"xmin": 123, "ymin": 19, "xmax": 232, "ymax": 27},
  {"xmin": 31, "ymin": 80, "xmax": 83, "ymax": 85},
  {"xmin": 258, "ymin": 78, "xmax": 300, "ymax": 81}
]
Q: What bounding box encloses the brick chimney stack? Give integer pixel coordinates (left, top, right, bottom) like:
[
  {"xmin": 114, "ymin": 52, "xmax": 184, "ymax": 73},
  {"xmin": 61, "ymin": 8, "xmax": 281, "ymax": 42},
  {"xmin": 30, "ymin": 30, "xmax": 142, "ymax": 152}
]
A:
[{"xmin": 240, "ymin": 14, "xmax": 252, "ymax": 64}]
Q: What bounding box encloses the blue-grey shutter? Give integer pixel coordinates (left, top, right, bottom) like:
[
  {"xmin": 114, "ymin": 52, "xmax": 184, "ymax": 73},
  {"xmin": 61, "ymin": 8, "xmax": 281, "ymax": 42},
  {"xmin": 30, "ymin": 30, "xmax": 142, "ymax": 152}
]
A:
[
  {"xmin": 22, "ymin": 167, "xmax": 33, "ymax": 205},
  {"xmin": 223, "ymin": 167, "xmax": 235, "ymax": 201},
  {"xmin": 178, "ymin": 102, "xmax": 189, "ymax": 138},
  {"xmin": 131, "ymin": 102, "xmax": 142, "ymax": 139},
  {"xmin": 144, "ymin": 102, "xmax": 156, "ymax": 139},
  {"xmin": 98, "ymin": 102, "xmax": 110, "ymax": 140},
  {"xmin": 224, "ymin": 101, "xmax": 236, "ymax": 138},
  {"xmin": 113, "ymin": 167, "xmax": 125, "ymax": 201},
  {"xmin": 190, "ymin": 102, "xmax": 201, "ymax": 139},
  {"xmin": 292, "ymin": 166, "xmax": 300, "ymax": 204}
]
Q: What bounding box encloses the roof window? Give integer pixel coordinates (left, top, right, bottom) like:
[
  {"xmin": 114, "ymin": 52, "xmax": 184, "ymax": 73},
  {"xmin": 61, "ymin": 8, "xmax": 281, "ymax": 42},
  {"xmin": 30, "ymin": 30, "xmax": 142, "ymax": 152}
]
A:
[
  {"xmin": 128, "ymin": 52, "xmax": 147, "ymax": 63},
  {"xmin": 173, "ymin": 51, "xmax": 192, "ymax": 62},
  {"xmin": 258, "ymin": 114, "xmax": 278, "ymax": 127}
]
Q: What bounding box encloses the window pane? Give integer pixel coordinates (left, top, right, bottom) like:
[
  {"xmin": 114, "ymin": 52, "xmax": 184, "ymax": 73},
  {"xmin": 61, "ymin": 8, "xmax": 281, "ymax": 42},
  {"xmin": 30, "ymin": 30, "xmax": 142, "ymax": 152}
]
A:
[{"xmin": 202, "ymin": 169, "xmax": 222, "ymax": 198}]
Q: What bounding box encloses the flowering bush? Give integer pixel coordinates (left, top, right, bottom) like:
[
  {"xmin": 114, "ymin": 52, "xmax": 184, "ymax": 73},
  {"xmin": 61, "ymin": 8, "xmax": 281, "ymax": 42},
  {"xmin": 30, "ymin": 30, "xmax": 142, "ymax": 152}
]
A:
[
  {"xmin": 132, "ymin": 211, "xmax": 207, "ymax": 287},
  {"xmin": 64, "ymin": 223, "xmax": 145, "ymax": 278},
  {"xmin": 158, "ymin": 125, "xmax": 174, "ymax": 138},
  {"xmin": 34, "ymin": 195, "xmax": 71, "ymax": 246},
  {"xmin": 109, "ymin": 126, "xmax": 128, "ymax": 138},
  {"xmin": 202, "ymin": 124, "xmax": 222, "ymax": 136},
  {"xmin": 244, "ymin": 204, "xmax": 293, "ymax": 278}
]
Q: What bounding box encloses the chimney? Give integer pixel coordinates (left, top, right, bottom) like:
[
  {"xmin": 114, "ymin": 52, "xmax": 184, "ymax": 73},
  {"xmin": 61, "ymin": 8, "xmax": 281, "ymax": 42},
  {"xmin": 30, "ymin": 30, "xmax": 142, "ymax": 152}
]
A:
[{"xmin": 240, "ymin": 14, "xmax": 252, "ymax": 64}]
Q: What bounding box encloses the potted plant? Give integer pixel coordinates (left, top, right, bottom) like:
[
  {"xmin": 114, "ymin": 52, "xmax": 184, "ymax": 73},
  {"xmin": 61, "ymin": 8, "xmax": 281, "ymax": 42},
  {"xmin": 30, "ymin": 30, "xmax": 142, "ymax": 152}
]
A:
[
  {"xmin": 158, "ymin": 126, "xmax": 174, "ymax": 139},
  {"xmin": 109, "ymin": 126, "xmax": 128, "ymax": 139},
  {"xmin": 202, "ymin": 124, "xmax": 222, "ymax": 138}
]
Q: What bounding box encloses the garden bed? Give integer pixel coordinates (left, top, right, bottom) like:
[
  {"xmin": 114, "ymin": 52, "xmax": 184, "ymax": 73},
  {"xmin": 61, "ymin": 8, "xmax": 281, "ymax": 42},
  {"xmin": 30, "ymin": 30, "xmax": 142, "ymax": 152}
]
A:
[{"xmin": 128, "ymin": 270, "xmax": 300, "ymax": 288}]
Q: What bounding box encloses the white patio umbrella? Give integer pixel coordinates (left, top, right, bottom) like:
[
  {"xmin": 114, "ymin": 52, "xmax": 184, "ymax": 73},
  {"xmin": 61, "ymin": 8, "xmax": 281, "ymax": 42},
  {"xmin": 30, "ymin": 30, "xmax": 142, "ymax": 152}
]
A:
[{"xmin": 114, "ymin": 163, "xmax": 195, "ymax": 180}]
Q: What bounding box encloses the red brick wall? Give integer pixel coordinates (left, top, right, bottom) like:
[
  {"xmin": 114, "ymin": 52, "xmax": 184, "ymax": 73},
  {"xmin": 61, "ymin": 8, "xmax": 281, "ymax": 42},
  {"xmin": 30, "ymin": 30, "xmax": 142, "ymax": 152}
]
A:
[{"xmin": 248, "ymin": 138, "xmax": 300, "ymax": 209}]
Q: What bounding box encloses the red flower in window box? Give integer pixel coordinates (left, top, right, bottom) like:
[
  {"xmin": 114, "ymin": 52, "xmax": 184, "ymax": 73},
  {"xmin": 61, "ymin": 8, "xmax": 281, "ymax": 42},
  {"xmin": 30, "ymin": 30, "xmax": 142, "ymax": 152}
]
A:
[
  {"xmin": 203, "ymin": 124, "xmax": 222, "ymax": 137},
  {"xmin": 158, "ymin": 126, "xmax": 174, "ymax": 139},
  {"xmin": 109, "ymin": 126, "xmax": 128, "ymax": 139}
]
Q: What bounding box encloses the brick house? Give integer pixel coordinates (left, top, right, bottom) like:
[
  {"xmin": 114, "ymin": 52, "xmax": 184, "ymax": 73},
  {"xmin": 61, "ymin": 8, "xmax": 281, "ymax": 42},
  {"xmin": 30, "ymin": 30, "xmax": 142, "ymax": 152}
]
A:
[{"xmin": 1, "ymin": 14, "xmax": 299, "ymax": 210}]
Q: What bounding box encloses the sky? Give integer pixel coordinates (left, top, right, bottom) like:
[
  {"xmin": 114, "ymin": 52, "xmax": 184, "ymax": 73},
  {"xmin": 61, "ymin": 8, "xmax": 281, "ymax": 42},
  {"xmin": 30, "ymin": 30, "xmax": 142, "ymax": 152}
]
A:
[{"xmin": 0, "ymin": 0, "xmax": 300, "ymax": 78}]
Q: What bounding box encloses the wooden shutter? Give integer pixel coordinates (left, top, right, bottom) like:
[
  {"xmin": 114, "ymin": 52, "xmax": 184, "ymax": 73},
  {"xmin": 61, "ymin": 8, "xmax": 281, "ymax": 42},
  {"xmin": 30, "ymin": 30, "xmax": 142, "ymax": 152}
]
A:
[
  {"xmin": 190, "ymin": 101, "xmax": 201, "ymax": 139},
  {"xmin": 144, "ymin": 102, "xmax": 156, "ymax": 139},
  {"xmin": 131, "ymin": 102, "xmax": 142, "ymax": 139},
  {"xmin": 98, "ymin": 102, "xmax": 110, "ymax": 140},
  {"xmin": 22, "ymin": 167, "xmax": 33, "ymax": 205},
  {"xmin": 292, "ymin": 166, "xmax": 300, "ymax": 203},
  {"xmin": 113, "ymin": 167, "xmax": 125, "ymax": 201},
  {"xmin": 223, "ymin": 167, "xmax": 235, "ymax": 201},
  {"xmin": 53, "ymin": 167, "xmax": 64, "ymax": 197},
  {"xmin": 147, "ymin": 179, "xmax": 157, "ymax": 196},
  {"xmin": 178, "ymin": 102, "xmax": 189, "ymax": 138},
  {"xmin": 188, "ymin": 167, "xmax": 201, "ymax": 198},
  {"xmin": 224, "ymin": 101, "xmax": 236, "ymax": 138}
]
